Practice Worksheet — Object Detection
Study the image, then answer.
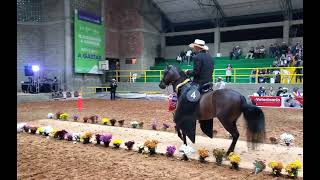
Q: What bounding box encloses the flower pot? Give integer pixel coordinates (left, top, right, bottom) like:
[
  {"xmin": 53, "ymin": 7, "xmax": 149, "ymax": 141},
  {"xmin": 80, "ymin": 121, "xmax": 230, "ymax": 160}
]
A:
[
  {"xmin": 132, "ymin": 124, "xmax": 138, "ymax": 128},
  {"xmin": 149, "ymin": 148, "xmax": 156, "ymax": 155},
  {"xmin": 114, "ymin": 144, "xmax": 120, "ymax": 148},
  {"xmin": 216, "ymin": 157, "xmax": 223, "ymax": 165},
  {"xmin": 83, "ymin": 138, "xmax": 90, "ymax": 144},
  {"xmin": 272, "ymin": 169, "xmax": 282, "ymax": 177},
  {"xmin": 199, "ymin": 157, "xmax": 206, "ymax": 163},
  {"xmin": 103, "ymin": 141, "xmax": 110, "ymax": 147},
  {"xmin": 231, "ymin": 162, "xmax": 239, "ymax": 170},
  {"xmin": 285, "ymin": 142, "xmax": 290, "ymax": 146},
  {"xmin": 96, "ymin": 140, "xmax": 101, "ymax": 144}
]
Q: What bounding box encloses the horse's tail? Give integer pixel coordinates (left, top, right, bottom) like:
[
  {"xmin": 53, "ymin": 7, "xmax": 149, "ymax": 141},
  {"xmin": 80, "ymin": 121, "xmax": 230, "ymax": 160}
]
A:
[{"xmin": 240, "ymin": 95, "xmax": 266, "ymax": 149}]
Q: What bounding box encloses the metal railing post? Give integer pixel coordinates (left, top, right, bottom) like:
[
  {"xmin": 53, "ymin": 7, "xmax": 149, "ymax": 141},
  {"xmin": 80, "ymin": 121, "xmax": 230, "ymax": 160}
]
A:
[{"xmin": 144, "ymin": 71, "xmax": 147, "ymax": 83}]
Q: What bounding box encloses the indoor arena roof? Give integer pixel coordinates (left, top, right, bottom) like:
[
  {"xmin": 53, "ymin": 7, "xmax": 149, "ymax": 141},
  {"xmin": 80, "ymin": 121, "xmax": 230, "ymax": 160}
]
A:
[{"xmin": 152, "ymin": 0, "xmax": 303, "ymax": 23}]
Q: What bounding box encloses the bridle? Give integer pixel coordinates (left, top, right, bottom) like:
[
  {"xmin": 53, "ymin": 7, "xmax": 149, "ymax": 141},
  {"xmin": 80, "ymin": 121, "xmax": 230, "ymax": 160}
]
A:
[{"xmin": 162, "ymin": 66, "xmax": 191, "ymax": 94}]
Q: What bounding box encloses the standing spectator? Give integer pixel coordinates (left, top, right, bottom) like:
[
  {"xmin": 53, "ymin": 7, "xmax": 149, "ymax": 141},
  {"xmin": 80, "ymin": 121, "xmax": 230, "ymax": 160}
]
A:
[
  {"xmin": 280, "ymin": 42, "xmax": 288, "ymax": 55},
  {"xmin": 275, "ymin": 72, "xmax": 281, "ymax": 83},
  {"xmin": 295, "ymin": 60, "xmax": 303, "ymax": 83},
  {"xmin": 250, "ymin": 69, "xmax": 257, "ymax": 83},
  {"xmin": 115, "ymin": 61, "xmax": 120, "ymax": 82},
  {"xmin": 258, "ymin": 69, "xmax": 265, "ymax": 83},
  {"xmin": 225, "ymin": 64, "xmax": 232, "ymax": 83},
  {"xmin": 267, "ymin": 86, "xmax": 275, "ymax": 96},
  {"xmin": 176, "ymin": 55, "xmax": 182, "ymax": 64},
  {"xmin": 257, "ymin": 87, "xmax": 266, "ymax": 96},
  {"xmin": 259, "ymin": 45, "xmax": 266, "ymax": 58},
  {"xmin": 186, "ymin": 49, "xmax": 192, "ymax": 65},
  {"xmin": 276, "ymin": 87, "xmax": 283, "ymax": 96},
  {"xmin": 245, "ymin": 47, "xmax": 254, "ymax": 59},
  {"xmin": 215, "ymin": 77, "xmax": 226, "ymax": 89},
  {"xmin": 53, "ymin": 76, "xmax": 58, "ymax": 92},
  {"xmin": 109, "ymin": 78, "xmax": 117, "ymax": 100},
  {"xmin": 269, "ymin": 44, "xmax": 276, "ymax": 58},
  {"xmin": 253, "ymin": 46, "xmax": 260, "ymax": 59}
]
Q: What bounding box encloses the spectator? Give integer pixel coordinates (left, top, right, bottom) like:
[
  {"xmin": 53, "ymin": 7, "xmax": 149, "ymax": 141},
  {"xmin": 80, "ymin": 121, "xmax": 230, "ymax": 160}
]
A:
[
  {"xmin": 269, "ymin": 44, "xmax": 276, "ymax": 58},
  {"xmin": 280, "ymin": 87, "xmax": 289, "ymax": 97},
  {"xmin": 253, "ymin": 46, "xmax": 260, "ymax": 59},
  {"xmin": 109, "ymin": 78, "xmax": 117, "ymax": 100},
  {"xmin": 180, "ymin": 51, "xmax": 186, "ymax": 62},
  {"xmin": 267, "ymin": 86, "xmax": 275, "ymax": 96},
  {"xmin": 292, "ymin": 87, "xmax": 302, "ymax": 98},
  {"xmin": 176, "ymin": 55, "xmax": 182, "ymax": 64},
  {"xmin": 276, "ymin": 87, "xmax": 283, "ymax": 96},
  {"xmin": 280, "ymin": 42, "xmax": 288, "ymax": 55},
  {"xmin": 250, "ymin": 69, "xmax": 257, "ymax": 83},
  {"xmin": 258, "ymin": 69, "xmax": 265, "ymax": 83},
  {"xmin": 295, "ymin": 61, "xmax": 303, "ymax": 83},
  {"xmin": 285, "ymin": 95, "xmax": 302, "ymax": 108},
  {"xmin": 257, "ymin": 87, "xmax": 266, "ymax": 96},
  {"xmin": 225, "ymin": 64, "xmax": 232, "ymax": 83},
  {"xmin": 245, "ymin": 47, "xmax": 254, "ymax": 59},
  {"xmin": 230, "ymin": 46, "xmax": 242, "ymax": 60},
  {"xmin": 259, "ymin": 45, "xmax": 266, "ymax": 58},
  {"xmin": 275, "ymin": 71, "xmax": 281, "ymax": 83},
  {"xmin": 186, "ymin": 49, "xmax": 192, "ymax": 65},
  {"xmin": 279, "ymin": 54, "xmax": 287, "ymax": 67},
  {"xmin": 215, "ymin": 77, "xmax": 226, "ymax": 89}
]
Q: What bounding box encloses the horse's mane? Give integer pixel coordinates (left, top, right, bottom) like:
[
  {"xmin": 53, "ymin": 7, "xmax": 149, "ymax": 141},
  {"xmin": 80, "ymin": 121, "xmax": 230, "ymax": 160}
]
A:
[{"xmin": 174, "ymin": 66, "xmax": 187, "ymax": 79}]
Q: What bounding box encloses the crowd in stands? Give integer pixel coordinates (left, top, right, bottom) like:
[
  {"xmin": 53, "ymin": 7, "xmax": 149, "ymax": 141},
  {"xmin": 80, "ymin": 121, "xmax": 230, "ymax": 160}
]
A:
[
  {"xmin": 254, "ymin": 86, "xmax": 302, "ymax": 108},
  {"xmin": 176, "ymin": 49, "xmax": 196, "ymax": 65}
]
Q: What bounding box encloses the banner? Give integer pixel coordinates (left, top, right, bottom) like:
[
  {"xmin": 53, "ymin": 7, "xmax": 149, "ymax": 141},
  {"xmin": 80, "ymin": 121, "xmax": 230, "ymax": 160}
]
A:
[
  {"xmin": 249, "ymin": 96, "xmax": 282, "ymax": 107},
  {"xmin": 74, "ymin": 9, "xmax": 105, "ymax": 74}
]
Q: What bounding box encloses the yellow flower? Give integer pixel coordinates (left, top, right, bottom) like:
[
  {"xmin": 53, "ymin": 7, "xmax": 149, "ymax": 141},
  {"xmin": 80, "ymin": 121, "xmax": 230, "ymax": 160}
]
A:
[
  {"xmin": 268, "ymin": 161, "xmax": 283, "ymax": 169},
  {"xmin": 198, "ymin": 148, "xmax": 209, "ymax": 158},
  {"xmin": 228, "ymin": 152, "xmax": 240, "ymax": 164},
  {"xmin": 144, "ymin": 139, "xmax": 159, "ymax": 149},
  {"xmin": 49, "ymin": 129, "xmax": 57, "ymax": 137},
  {"xmin": 285, "ymin": 160, "xmax": 302, "ymax": 174},
  {"xmin": 81, "ymin": 132, "xmax": 93, "ymax": 139},
  {"xmin": 102, "ymin": 118, "xmax": 109, "ymax": 124},
  {"xmin": 36, "ymin": 127, "xmax": 43, "ymax": 134},
  {"xmin": 60, "ymin": 113, "xmax": 69, "ymax": 120},
  {"xmin": 112, "ymin": 139, "xmax": 123, "ymax": 146}
]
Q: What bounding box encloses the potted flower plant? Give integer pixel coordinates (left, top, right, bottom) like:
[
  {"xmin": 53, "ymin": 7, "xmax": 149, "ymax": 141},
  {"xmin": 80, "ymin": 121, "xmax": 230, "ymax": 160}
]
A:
[
  {"xmin": 198, "ymin": 148, "xmax": 209, "ymax": 163},
  {"xmin": 285, "ymin": 160, "xmax": 302, "ymax": 178},
  {"xmin": 55, "ymin": 130, "xmax": 68, "ymax": 140},
  {"xmin": 83, "ymin": 117, "xmax": 89, "ymax": 123},
  {"xmin": 89, "ymin": 115, "xmax": 98, "ymax": 124},
  {"xmin": 213, "ymin": 148, "xmax": 225, "ymax": 165},
  {"xmin": 64, "ymin": 133, "xmax": 73, "ymax": 141},
  {"xmin": 102, "ymin": 118, "xmax": 109, "ymax": 125},
  {"xmin": 162, "ymin": 123, "xmax": 170, "ymax": 131},
  {"xmin": 110, "ymin": 119, "xmax": 117, "ymax": 126},
  {"xmin": 124, "ymin": 140, "xmax": 135, "ymax": 150},
  {"xmin": 280, "ymin": 133, "xmax": 295, "ymax": 146},
  {"xmin": 112, "ymin": 139, "xmax": 123, "ymax": 148},
  {"xmin": 60, "ymin": 113, "xmax": 69, "ymax": 120},
  {"xmin": 131, "ymin": 121, "xmax": 139, "ymax": 128},
  {"xmin": 138, "ymin": 144, "xmax": 145, "ymax": 153},
  {"xmin": 228, "ymin": 152, "xmax": 241, "ymax": 170},
  {"xmin": 144, "ymin": 139, "xmax": 159, "ymax": 155},
  {"xmin": 166, "ymin": 145, "xmax": 176, "ymax": 157},
  {"xmin": 73, "ymin": 115, "xmax": 79, "ymax": 121},
  {"xmin": 118, "ymin": 120, "xmax": 125, "ymax": 127},
  {"xmin": 36, "ymin": 127, "xmax": 44, "ymax": 135},
  {"xmin": 56, "ymin": 112, "xmax": 62, "ymax": 119},
  {"xmin": 151, "ymin": 121, "xmax": 157, "ymax": 130},
  {"xmin": 253, "ymin": 160, "xmax": 266, "ymax": 174},
  {"xmin": 100, "ymin": 134, "xmax": 112, "ymax": 147},
  {"xmin": 23, "ymin": 124, "xmax": 30, "ymax": 133},
  {"xmin": 47, "ymin": 113, "xmax": 54, "ymax": 119},
  {"xmin": 268, "ymin": 161, "xmax": 284, "ymax": 176},
  {"xmin": 81, "ymin": 132, "xmax": 93, "ymax": 144},
  {"xmin": 138, "ymin": 122, "xmax": 144, "ymax": 129},
  {"xmin": 30, "ymin": 127, "xmax": 38, "ymax": 134}
]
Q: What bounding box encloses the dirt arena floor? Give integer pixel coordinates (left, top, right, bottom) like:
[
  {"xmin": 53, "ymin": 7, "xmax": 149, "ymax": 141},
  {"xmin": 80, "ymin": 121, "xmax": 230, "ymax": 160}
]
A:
[
  {"xmin": 17, "ymin": 99, "xmax": 303, "ymax": 146},
  {"xmin": 17, "ymin": 99, "xmax": 303, "ymax": 180}
]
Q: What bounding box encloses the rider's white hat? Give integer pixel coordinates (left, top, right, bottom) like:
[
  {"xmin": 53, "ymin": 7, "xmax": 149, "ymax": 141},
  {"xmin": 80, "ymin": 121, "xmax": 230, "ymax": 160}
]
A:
[{"xmin": 189, "ymin": 39, "xmax": 209, "ymax": 51}]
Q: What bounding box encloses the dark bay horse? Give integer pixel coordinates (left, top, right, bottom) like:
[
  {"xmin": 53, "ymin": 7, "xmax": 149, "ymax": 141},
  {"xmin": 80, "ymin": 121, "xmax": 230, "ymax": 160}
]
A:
[{"xmin": 159, "ymin": 65, "xmax": 265, "ymax": 155}]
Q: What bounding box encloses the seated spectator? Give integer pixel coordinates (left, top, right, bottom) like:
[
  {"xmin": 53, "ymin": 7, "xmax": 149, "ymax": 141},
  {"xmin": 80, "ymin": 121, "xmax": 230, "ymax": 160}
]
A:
[
  {"xmin": 279, "ymin": 54, "xmax": 287, "ymax": 66},
  {"xmin": 267, "ymin": 86, "xmax": 275, "ymax": 96},
  {"xmin": 285, "ymin": 95, "xmax": 302, "ymax": 108},
  {"xmin": 215, "ymin": 77, "xmax": 226, "ymax": 89},
  {"xmin": 276, "ymin": 87, "xmax": 283, "ymax": 96},
  {"xmin": 250, "ymin": 69, "xmax": 257, "ymax": 83},
  {"xmin": 253, "ymin": 47, "xmax": 260, "ymax": 58},
  {"xmin": 230, "ymin": 46, "xmax": 242, "ymax": 60},
  {"xmin": 280, "ymin": 87, "xmax": 289, "ymax": 97},
  {"xmin": 176, "ymin": 55, "xmax": 182, "ymax": 64},
  {"xmin": 245, "ymin": 47, "xmax": 254, "ymax": 59},
  {"xmin": 275, "ymin": 71, "xmax": 281, "ymax": 83},
  {"xmin": 258, "ymin": 69, "xmax": 265, "ymax": 83},
  {"xmin": 280, "ymin": 42, "xmax": 288, "ymax": 55},
  {"xmin": 292, "ymin": 87, "xmax": 302, "ymax": 98},
  {"xmin": 180, "ymin": 51, "xmax": 186, "ymax": 61},
  {"xmin": 257, "ymin": 87, "xmax": 266, "ymax": 96},
  {"xmin": 295, "ymin": 61, "xmax": 303, "ymax": 83},
  {"xmin": 259, "ymin": 45, "xmax": 266, "ymax": 58},
  {"xmin": 269, "ymin": 44, "xmax": 276, "ymax": 58}
]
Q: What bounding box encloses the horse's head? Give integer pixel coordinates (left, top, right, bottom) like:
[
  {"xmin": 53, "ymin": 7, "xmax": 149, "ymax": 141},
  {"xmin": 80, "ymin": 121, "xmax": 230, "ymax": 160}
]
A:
[{"xmin": 159, "ymin": 65, "xmax": 184, "ymax": 89}]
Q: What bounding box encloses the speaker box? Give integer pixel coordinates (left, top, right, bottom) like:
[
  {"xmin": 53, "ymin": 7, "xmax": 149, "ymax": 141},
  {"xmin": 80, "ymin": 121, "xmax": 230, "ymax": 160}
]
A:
[{"xmin": 24, "ymin": 66, "xmax": 34, "ymax": 76}]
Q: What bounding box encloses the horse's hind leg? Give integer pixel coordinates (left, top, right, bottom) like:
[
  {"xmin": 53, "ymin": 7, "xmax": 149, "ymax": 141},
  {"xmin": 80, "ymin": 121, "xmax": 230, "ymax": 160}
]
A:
[
  {"xmin": 217, "ymin": 116, "xmax": 240, "ymax": 155},
  {"xmin": 199, "ymin": 119, "xmax": 213, "ymax": 138}
]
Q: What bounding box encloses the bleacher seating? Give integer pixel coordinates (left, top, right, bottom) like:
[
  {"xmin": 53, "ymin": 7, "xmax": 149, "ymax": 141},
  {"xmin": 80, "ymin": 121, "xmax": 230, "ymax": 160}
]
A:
[{"xmin": 136, "ymin": 56, "xmax": 274, "ymax": 83}]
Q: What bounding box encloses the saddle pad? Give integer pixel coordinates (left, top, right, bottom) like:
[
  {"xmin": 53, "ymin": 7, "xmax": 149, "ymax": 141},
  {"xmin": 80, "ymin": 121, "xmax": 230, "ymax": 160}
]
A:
[{"xmin": 186, "ymin": 86, "xmax": 201, "ymax": 102}]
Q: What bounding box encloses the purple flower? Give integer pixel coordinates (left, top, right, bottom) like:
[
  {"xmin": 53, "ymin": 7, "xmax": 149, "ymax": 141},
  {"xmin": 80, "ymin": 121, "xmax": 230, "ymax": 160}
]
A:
[
  {"xmin": 100, "ymin": 134, "xmax": 112, "ymax": 143},
  {"xmin": 64, "ymin": 133, "xmax": 73, "ymax": 141},
  {"xmin": 125, "ymin": 140, "xmax": 135, "ymax": 150},
  {"xmin": 151, "ymin": 122, "xmax": 157, "ymax": 130},
  {"xmin": 163, "ymin": 123, "xmax": 170, "ymax": 129},
  {"xmin": 166, "ymin": 145, "xmax": 176, "ymax": 156}
]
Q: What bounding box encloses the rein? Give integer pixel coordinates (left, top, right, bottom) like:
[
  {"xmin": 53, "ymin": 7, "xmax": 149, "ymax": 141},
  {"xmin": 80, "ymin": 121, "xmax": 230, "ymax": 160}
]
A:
[{"xmin": 175, "ymin": 78, "xmax": 191, "ymax": 94}]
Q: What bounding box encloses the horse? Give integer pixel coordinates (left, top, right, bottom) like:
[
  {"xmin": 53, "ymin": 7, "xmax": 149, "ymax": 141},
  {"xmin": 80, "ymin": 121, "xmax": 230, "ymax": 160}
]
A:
[{"xmin": 159, "ymin": 65, "xmax": 266, "ymax": 155}]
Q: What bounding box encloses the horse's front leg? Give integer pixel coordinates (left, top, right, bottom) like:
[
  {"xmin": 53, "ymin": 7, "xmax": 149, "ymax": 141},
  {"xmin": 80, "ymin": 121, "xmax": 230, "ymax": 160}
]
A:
[{"xmin": 183, "ymin": 133, "xmax": 187, "ymax": 146}]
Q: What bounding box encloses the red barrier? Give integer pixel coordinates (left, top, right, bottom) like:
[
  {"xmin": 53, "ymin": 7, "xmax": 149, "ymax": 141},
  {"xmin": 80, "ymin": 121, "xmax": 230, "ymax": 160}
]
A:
[{"xmin": 249, "ymin": 96, "xmax": 282, "ymax": 107}]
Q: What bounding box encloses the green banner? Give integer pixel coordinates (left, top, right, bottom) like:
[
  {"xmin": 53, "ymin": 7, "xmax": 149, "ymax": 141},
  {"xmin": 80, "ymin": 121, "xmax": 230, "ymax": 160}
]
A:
[{"xmin": 74, "ymin": 9, "xmax": 105, "ymax": 74}]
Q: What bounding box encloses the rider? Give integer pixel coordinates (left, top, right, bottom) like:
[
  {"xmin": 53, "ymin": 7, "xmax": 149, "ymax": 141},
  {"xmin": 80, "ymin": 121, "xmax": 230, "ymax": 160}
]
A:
[{"xmin": 185, "ymin": 39, "xmax": 214, "ymax": 89}]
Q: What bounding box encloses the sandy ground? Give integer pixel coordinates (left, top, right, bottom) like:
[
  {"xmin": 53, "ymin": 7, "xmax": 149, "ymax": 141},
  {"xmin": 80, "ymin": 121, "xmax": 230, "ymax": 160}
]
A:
[
  {"xmin": 17, "ymin": 132, "xmax": 302, "ymax": 180},
  {"xmin": 17, "ymin": 99, "xmax": 303, "ymax": 146}
]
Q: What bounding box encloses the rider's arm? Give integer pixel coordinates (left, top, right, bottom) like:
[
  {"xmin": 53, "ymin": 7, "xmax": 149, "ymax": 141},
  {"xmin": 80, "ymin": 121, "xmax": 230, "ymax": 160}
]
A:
[{"xmin": 186, "ymin": 56, "xmax": 201, "ymax": 77}]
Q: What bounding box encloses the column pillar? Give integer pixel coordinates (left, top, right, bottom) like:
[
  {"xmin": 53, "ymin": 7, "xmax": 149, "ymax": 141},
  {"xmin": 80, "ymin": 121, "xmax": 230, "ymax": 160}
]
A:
[
  {"xmin": 214, "ymin": 26, "xmax": 220, "ymax": 57},
  {"xmin": 64, "ymin": 0, "xmax": 73, "ymax": 91},
  {"xmin": 161, "ymin": 33, "xmax": 166, "ymax": 58},
  {"xmin": 283, "ymin": 20, "xmax": 290, "ymax": 44}
]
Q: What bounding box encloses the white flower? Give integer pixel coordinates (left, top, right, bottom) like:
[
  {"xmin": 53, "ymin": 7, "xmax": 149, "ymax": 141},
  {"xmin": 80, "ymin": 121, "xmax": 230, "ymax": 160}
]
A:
[
  {"xmin": 73, "ymin": 133, "xmax": 81, "ymax": 141},
  {"xmin": 47, "ymin": 113, "xmax": 54, "ymax": 119},
  {"xmin": 280, "ymin": 133, "xmax": 295, "ymax": 144},
  {"xmin": 131, "ymin": 121, "xmax": 138, "ymax": 125},
  {"xmin": 179, "ymin": 144, "xmax": 195, "ymax": 157},
  {"xmin": 43, "ymin": 126, "xmax": 54, "ymax": 134},
  {"xmin": 17, "ymin": 123, "xmax": 27, "ymax": 133}
]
